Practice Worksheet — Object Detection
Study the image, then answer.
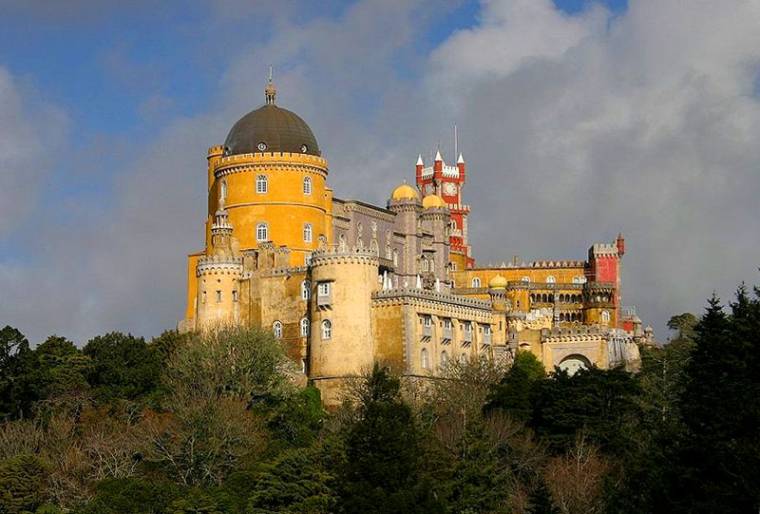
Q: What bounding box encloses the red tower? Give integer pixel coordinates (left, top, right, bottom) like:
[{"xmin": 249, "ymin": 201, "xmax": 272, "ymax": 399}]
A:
[{"xmin": 415, "ymin": 151, "xmax": 474, "ymax": 268}]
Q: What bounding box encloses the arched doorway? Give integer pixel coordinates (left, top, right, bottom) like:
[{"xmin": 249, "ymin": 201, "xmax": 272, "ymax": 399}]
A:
[{"xmin": 558, "ymin": 354, "xmax": 591, "ymax": 376}]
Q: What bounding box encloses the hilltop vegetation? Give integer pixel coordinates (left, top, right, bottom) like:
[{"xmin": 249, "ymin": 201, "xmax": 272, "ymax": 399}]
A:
[{"xmin": 1, "ymin": 284, "xmax": 759, "ymax": 513}]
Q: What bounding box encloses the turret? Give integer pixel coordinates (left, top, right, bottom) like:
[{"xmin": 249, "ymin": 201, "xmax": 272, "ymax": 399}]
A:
[
  {"xmin": 433, "ymin": 149, "xmax": 443, "ymax": 193},
  {"xmin": 309, "ymin": 247, "xmax": 380, "ymax": 406},
  {"xmin": 415, "ymin": 155, "xmax": 424, "ymax": 185},
  {"xmin": 457, "ymin": 153, "xmax": 465, "ymax": 183}
]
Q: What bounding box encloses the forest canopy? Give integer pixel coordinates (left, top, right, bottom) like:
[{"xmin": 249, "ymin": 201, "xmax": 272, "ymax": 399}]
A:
[{"xmin": 0, "ymin": 282, "xmax": 759, "ymax": 513}]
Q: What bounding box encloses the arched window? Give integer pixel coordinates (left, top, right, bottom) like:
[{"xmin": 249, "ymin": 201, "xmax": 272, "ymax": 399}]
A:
[
  {"xmin": 601, "ymin": 310, "xmax": 610, "ymax": 323},
  {"xmin": 303, "ymin": 223, "xmax": 312, "ymax": 243},
  {"xmin": 303, "ymin": 176, "xmax": 312, "ymax": 195},
  {"xmin": 220, "ymin": 179, "xmax": 227, "ymax": 202},
  {"xmin": 451, "ymin": 262, "xmax": 457, "ymax": 271},
  {"xmin": 392, "ymin": 249, "xmax": 398, "ymax": 266},
  {"xmin": 256, "ymin": 174, "xmax": 268, "ymax": 193},
  {"xmin": 256, "ymin": 222, "xmax": 268, "ymax": 242},
  {"xmin": 441, "ymin": 351, "xmax": 448, "ymax": 367},
  {"xmin": 429, "ymin": 259, "xmax": 435, "ymax": 272},
  {"xmin": 450, "ymin": 220, "xmax": 457, "ymax": 230},
  {"xmin": 273, "ymin": 321, "xmax": 283, "ymax": 339},
  {"xmin": 301, "ymin": 280, "xmax": 310, "ymax": 300},
  {"xmin": 421, "ymin": 348, "xmax": 429, "ymax": 370},
  {"xmin": 321, "ymin": 319, "xmax": 332, "ymax": 340},
  {"xmin": 521, "ymin": 276, "xmax": 530, "ymax": 283},
  {"xmin": 300, "ymin": 318, "xmax": 309, "ymax": 337},
  {"xmin": 546, "ymin": 275, "xmax": 556, "ymax": 284},
  {"xmin": 472, "ymin": 277, "xmax": 481, "ymax": 288}
]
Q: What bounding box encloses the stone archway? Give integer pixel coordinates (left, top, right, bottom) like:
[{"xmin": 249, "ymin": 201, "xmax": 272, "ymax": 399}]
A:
[{"xmin": 558, "ymin": 354, "xmax": 591, "ymax": 376}]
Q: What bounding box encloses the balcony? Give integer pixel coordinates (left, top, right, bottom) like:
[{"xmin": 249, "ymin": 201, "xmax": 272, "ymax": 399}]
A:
[
  {"xmin": 422, "ymin": 325, "xmax": 432, "ymax": 338},
  {"xmin": 317, "ymin": 293, "xmax": 331, "ymax": 307},
  {"xmin": 442, "ymin": 328, "xmax": 453, "ymax": 342}
]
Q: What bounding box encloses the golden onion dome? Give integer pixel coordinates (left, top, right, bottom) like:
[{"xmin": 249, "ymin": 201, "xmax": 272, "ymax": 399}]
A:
[
  {"xmin": 489, "ymin": 274, "xmax": 508, "ymax": 289},
  {"xmin": 391, "ymin": 183, "xmax": 419, "ymax": 201},
  {"xmin": 422, "ymin": 194, "xmax": 446, "ymax": 209}
]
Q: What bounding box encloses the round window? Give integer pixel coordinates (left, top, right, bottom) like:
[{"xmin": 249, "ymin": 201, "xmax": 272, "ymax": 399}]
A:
[
  {"xmin": 257, "ymin": 142, "xmax": 267, "ymax": 151},
  {"xmin": 300, "ymin": 144, "xmax": 308, "ymax": 153}
]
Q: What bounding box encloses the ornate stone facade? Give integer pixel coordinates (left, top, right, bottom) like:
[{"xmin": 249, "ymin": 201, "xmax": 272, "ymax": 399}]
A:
[{"xmin": 180, "ymin": 82, "xmax": 649, "ymax": 405}]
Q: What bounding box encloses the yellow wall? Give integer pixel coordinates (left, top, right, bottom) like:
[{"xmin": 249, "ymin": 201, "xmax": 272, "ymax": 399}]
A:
[
  {"xmin": 208, "ymin": 152, "xmax": 331, "ymax": 267},
  {"xmin": 453, "ymin": 266, "xmax": 586, "ymax": 287}
]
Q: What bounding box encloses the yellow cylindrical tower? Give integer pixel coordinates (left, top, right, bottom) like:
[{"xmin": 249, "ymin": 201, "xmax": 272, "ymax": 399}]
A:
[
  {"xmin": 308, "ymin": 247, "xmax": 379, "ymax": 405},
  {"xmin": 206, "ymin": 80, "xmax": 332, "ymax": 267}
]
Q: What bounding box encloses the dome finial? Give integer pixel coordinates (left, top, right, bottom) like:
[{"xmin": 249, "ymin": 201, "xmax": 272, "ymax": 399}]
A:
[{"xmin": 265, "ymin": 65, "xmax": 277, "ymax": 105}]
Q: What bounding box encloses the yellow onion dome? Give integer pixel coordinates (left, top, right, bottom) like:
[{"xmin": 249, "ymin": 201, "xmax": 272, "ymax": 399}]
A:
[
  {"xmin": 391, "ymin": 183, "xmax": 420, "ymax": 201},
  {"xmin": 422, "ymin": 194, "xmax": 446, "ymax": 209},
  {"xmin": 489, "ymin": 274, "xmax": 508, "ymax": 289}
]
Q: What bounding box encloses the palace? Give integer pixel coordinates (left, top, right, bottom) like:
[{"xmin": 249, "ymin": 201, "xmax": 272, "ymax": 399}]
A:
[{"xmin": 180, "ymin": 79, "xmax": 648, "ymax": 405}]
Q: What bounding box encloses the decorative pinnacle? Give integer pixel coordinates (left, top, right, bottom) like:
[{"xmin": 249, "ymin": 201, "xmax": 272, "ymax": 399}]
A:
[
  {"xmin": 416, "ymin": 154, "xmax": 424, "ymax": 166},
  {"xmin": 457, "ymin": 153, "xmax": 464, "ymax": 164},
  {"xmin": 434, "ymin": 149, "xmax": 443, "ymax": 162},
  {"xmin": 265, "ymin": 65, "xmax": 276, "ymax": 105}
]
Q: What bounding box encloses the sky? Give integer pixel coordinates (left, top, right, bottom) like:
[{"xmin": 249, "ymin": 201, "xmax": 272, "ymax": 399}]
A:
[{"xmin": 1, "ymin": 0, "xmax": 758, "ymax": 345}]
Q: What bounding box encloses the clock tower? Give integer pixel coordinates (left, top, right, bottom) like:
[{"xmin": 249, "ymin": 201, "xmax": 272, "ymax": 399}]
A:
[{"xmin": 415, "ymin": 150, "xmax": 474, "ymax": 270}]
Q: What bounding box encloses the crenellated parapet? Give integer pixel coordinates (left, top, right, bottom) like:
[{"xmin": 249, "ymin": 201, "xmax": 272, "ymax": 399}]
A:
[
  {"xmin": 311, "ymin": 246, "xmax": 380, "ymax": 267},
  {"xmin": 196, "ymin": 255, "xmax": 244, "ymax": 276}
]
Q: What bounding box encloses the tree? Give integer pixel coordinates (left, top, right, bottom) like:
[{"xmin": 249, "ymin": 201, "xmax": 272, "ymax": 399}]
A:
[
  {"xmin": 543, "ymin": 435, "xmax": 609, "ymax": 514},
  {"xmin": 0, "ymin": 454, "xmax": 48, "ymax": 514},
  {"xmin": 31, "ymin": 335, "xmax": 90, "ymax": 402},
  {"xmin": 530, "ymin": 366, "xmax": 641, "ymax": 456},
  {"xmin": 0, "ymin": 326, "xmax": 35, "ymax": 419},
  {"xmin": 247, "ymin": 448, "xmax": 336, "ymax": 513},
  {"xmin": 83, "ymin": 332, "xmax": 161, "ymax": 401},
  {"xmin": 76, "ymin": 477, "xmax": 180, "ymax": 514},
  {"xmin": 485, "ymin": 351, "xmax": 545, "ymax": 422},
  {"xmin": 666, "ymin": 313, "xmax": 698, "ymax": 342},
  {"xmin": 338, "ymin": 364, "xmax": 443, "ymax": 514},
  {"xmin": 672, "ymin": 289, "xmax": 760, "ymax": 513}
]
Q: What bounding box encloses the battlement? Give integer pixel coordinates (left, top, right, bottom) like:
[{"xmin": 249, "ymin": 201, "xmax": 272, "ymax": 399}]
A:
[
  {"xmin": 420, "ymin": 164, "xmax": 461, "ymax": 178},
  {"xmin": 196, "ymin": 256, "xmax": 243, "ymax": 276},
  {"xmin": 311, "ymin": 246, "xmax": 379, "ymax": 266},
  {"xmin": 590, "ymin": 243, "xmax": 619, "ymax": 257},
  {"xmin": 372, "ymin": 288, "xmax": 491, "ymax": 310}
]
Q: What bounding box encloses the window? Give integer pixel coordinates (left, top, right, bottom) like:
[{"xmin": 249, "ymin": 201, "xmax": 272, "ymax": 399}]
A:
[
  {"xmin": 421, "ymin": 348, "xmax": 429, "ymax": 370},
  {"xmin": 484, "ymin": 325, "xmax": 492, "ymax": 335},
  {"xmin": 301, "ymin": 359, "xmax": 307, "ymax": 374},
  {"xmin": 318, "ymin": 282, "xmax": 331, "ymax": 297},
  {"xmin": 232, "ymin": 290, "xmax": 238, "ymax": 302},
  {"xmin": 300, "ymin": 318, "xmax": 309, "ymax": 337},
  {"xmin": 220, "ymin": 179, "xmax": 227, "ymax": 202},
  {"xmin": 301, "ymin": 280, "xmax": 311, "ymax": 300},
  {"xmin": 392, "ymin": 249, "xmax": 398, "ymax": 266},
  {"xmin": 303, "ymin": 223, "xmax": 313, "ymax": 243},
  {"xmin": 546, "ymin": 275, "xmax": 556, "ymax": 284},
  {"xmin": 451, "ymin": 262, "xmax": 457, "ymax": 271},
  {"xmin": 216, "ymin": 290, "xmax": 222, "ymax": 303},
  {"xmin": 201, "ymin": 290, "xmax": 207, "ymax": 304},
  {"xmin": 464, "ymin": 321, "xmax": 472, "ymax": 333},
  {"xmin": 273, "ymin": 321, "xmax": 283, "ymax": 339},
  {"xmin": 471, "ymin": 277, "xmax": 481, "ymax": 288},
  {"xmin": 321, "ymin": 319, "xmax": 332, "ymax": 340},
  {"xmin": 521, "ymin": 276, "xmax": 530, "ymax": 283},
  {"xmin": 256, "ymin": 222, "xmax": 268, "ymax": 242},
  {"xmin": 423, "ymin": 316, "xmax": 432, "ymax": 327},
  {"xmin": 601, "ymin": 310, "xmax": 610, "ymax": 323},
  {"xmin": 441, "ymin": 351, "xmax": 448, "ymax": 366},
  {"xmin": 303, "ymin": 176, "xmax": 312, "ymax": 195},
  {"xmin": 443, "ymin": 319, "xmax": 452, "ymax": 330},
  {"xmin": 256, "ymin": 174, "xmax": 268, "ymax": 193}
]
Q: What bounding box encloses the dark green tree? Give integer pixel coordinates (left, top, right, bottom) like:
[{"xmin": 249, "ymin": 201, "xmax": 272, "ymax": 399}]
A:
[
  {"xmin": 530, "ymin": 366, "xmax": 641, "ymax": 456},
  {"xmin": 0, "ymin": 326, "xmax": 34, "ymax": 419},
  {"xmin": 247, "ymin": 447, "xmax": 336, "ymax": 513},
  {"xmin": 0, "ymin": 454, "xmax": 48, "ymax": 514},
  {"xmin": 485, "ymin": 350, "xmax": 545, "ymax": 421},
  {"xmin": 338, "ymin": 364, "xmax": 443, "ymax": 514},
  {"xmin": 83, "ymin": 332, "xmax": 161, "ymax": 401},
  {"xmin": 671, "ymin": 289, "xmax": 760, "ymax": 513}
]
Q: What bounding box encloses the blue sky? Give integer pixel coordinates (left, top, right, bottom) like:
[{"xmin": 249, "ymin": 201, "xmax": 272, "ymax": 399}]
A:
[{"xmin": 2, "ymin": 0, "xmax": 758, "ymax": 344}]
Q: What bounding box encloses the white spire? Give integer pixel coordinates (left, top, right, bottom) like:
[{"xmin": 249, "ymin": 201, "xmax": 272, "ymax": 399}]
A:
[
  {"xmin": 434, "ymin": 149, "xmax": 443, "ymax": 162},
  {"xmin": 416, "ymin": 154, "xmax": 424, "ymax": 166},
  {"xmin": 457, "ymin": 153, "xmax": 465, "ymax": 164}
]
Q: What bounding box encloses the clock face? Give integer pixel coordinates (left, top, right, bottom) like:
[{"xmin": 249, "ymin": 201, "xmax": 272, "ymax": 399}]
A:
[{"xmin": 443, "ymin": 182, "xmax": 457, "ymax": 196}]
